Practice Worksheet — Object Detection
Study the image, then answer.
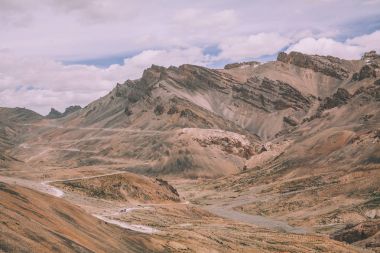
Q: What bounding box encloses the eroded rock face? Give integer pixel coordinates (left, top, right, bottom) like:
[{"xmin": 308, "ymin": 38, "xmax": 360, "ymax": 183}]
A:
[
  {"xmin": 331, "ymin": 220, "xmax": 380, "ymax": 244},
  {"xmin": 283, "ymin": 116, "xmax": 298, "ymax": 126},
  {"xmin": 46, "ymin": 108, "xmax": 62, "ymax": 119},
  {"xmin": 233, "ymin": 77, "xmax": 312, "ymax": 112},
  {"xmin": 362, "ymin": 50, "xmax": 380, "ymax": 63},
  {"xmin": 277, "ymin": 51, "xmax": 350, "ymax": 80},
  {"xmin": 319, "ymin": 88, "xmax": 351, "ymax": 111},
  {"xmin": 46, "ymin": 106, "xmax": 81, "ymax": 119},
  {"xmin": 154, "ymin": 104, "xmax": 165, "ymax": 115},
  {"xmin": 194, "ymin": 136, "xmax": 255, "ymax": 159},
  {"xmin": 353, "ymin": 65, "xmax": 377, "ymax": 81}
]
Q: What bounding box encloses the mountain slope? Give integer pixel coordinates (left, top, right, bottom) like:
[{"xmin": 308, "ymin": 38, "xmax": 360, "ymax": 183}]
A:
[
  {"xmin": 7, "ymin": 51, "xmax": 380, "ymax": 179},
  {"xmin": 182, "ymin": 61, "xmax": 379, "ymax": 250},
  {"xmin": 0, "ymin": 182, "xmax": 158, "ymax": 253}
]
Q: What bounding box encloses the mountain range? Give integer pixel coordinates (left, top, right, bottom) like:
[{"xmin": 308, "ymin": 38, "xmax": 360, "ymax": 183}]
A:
[{"xmin": 0, "ymin": 50, "xmax": 379, "ymax": 253}]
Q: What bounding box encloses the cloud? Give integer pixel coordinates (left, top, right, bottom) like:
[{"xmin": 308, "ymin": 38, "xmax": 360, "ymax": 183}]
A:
[
  {"xmin": 173, "ymin": 8, "xmax": 237, "ymax": 31},
  {"xmin": 286, "ymin": 37, "xmax": 362, "ymax": 59},
  {"xmin": 216, "ymin": 33, "xmax": 292, "ymax": 61},
  {"xmin": 1, "ymin": 0, "xmax": 379, "ymax": 61},
  {"xmin": 346, "ymin": 30, "xmax": 380, "ymax": 52},
  {"xmin": 287, "ymin": 30, "xmax": 380, "ymax": 59}
]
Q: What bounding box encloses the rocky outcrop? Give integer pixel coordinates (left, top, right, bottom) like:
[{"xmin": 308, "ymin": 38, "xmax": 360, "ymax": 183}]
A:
[
  {"xmin": 46, "ymin": 108, "xmax": 61, "ymax": 118},
  {"xmin": 54, "ymin": 172, "xmax": 181, "ymax": 203},
  {"xmin": 63, "ymin": 105, "xmax": 81, "ymax": 115},
  {"xmin": 283, "ymin": 116, "xmax": 299, "ymax": 126},
  {"xmin": 331, "ymin": 220, "xmax": 380, "ymax": 244},
  {"xmin": 319, "ymin": 88, "xmax": 351, "ymax": 111},
  {"xmin": 352, "ymin": 65, "xmax": 377, "ymax": 81},
  {"xmin": 362, "ymin": 50, "xmax": 380, "ymax": 63},
  {"xmin": 46, "ymin": 106, "xmax": 81, "ymax": 119},
  {"xmin": 277, "ymin": 51, "xmax": 350, "ymax": 80},
  {"xmin": 233, "ymin": 77, "xmax": 312, "ymax": 112},
  {"xmin": 154, "ymin": 104, "xmax": 165, "ymax": 115},
  {"xmin": 194, "ymin": 136, "xmax": 256, "ymax": 159}
]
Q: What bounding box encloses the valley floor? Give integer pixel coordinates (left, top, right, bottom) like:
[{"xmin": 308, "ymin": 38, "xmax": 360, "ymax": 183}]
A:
[{"xmin": 0, "ymin": 170, "xmax": 371, "ymax": 253}]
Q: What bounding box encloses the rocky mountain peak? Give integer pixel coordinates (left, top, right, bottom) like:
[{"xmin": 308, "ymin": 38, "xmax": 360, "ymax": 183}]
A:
[
  {"xmin": 46, "ymin": 105, "xmax": 81, "ymax": 119},
  {"xmin": 63, "ymin": 105, "xmax": 81, "ymax": 115},
  {"xmin": 351, "ymin": 51, "xmax": 379, "ymax": 81},
  {"xmin": 141, "ymin": 64, "xmax": 167, "ymax": 83},
  {"xmin": 46, "ymin": 108, "xmax": 62, "ymax": 119},
  {"xmin": 277, "ymin": 51, "xmax": 350, "ymax": 80},
  {"xmin": 361, "ymin": 50, "xmax": 379, "ymax": 63}
]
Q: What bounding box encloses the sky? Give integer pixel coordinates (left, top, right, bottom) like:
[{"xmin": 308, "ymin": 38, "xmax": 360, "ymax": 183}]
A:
[{"xmin": 1, "ymin": 0, "xmax": 380, "ymax": 115}]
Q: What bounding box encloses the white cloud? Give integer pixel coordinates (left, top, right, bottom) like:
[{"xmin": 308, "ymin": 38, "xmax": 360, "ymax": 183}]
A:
[
  {"xmin": 173, "ymin": 8, "xmax": 237, "ymax": 31},
  {"xmin": 216, "ymin": 33, "xmax": 291, "ymax": 61},
  {"xmin": 286, "ymin": 30, "xmax": 380, "ymax": 59},
  {"xmin": 346, "ymin": 30, "xmax": 380, "ymax": 52},
  {"xmin": 286, "ymin": 37, "xmax": 363, "ymax": 59}
]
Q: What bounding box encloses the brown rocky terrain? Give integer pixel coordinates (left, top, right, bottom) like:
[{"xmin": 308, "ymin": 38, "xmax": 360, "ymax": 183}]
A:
[
  {"xmin": 52, "ymin": 173, "xmax": 180, "ymax": 203},
  {"xmin": 331, "ymin": 220, "xmax": 380, "ymax": 252},
  {"xmin": 1, "ymin": 181, "xmax": 364, "ymax": 253},
  {"xmin": 0, "ymin": 182, "xmax": 157, "ymax": 253},
  {"xmin": 0, "ymin": 50, "xmax": 379, "ymax": 252}
]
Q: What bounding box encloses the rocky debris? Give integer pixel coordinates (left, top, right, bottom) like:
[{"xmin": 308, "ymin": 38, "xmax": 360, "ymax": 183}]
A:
[
  {"xmin": 259, "ymin": 145, "xmax": 267, "ymax": 152},
  {"xmin": 46, "ymin": 105, "xmax": 81, "ymax": 119},
  {"xmin": 319, "ymin": 88, "xmax": 351, "ymax": 111},
  {"xmin": 373, "ymin": 129, "xmax": 380, "ymax": 139},
  {"xmin": 224, "ymin": 61, "xmax": 260, "ymax": 69},
  {"xmin": 331, "ymin": 220, "xmax": 380, "ymax": 244},
  {"xmin": 352, "ymin": 65, "xmax": 377, "ymax": 81},
  {"xmin": 155, "ymin": 178, "xmax": 179, "ymax": 197},
  {"xmin": 360, "ymin": 114, "xmax": 374, "ymax": 122},
  {"xmin": 305, "ymin": 88, "xmax": 353, "ymax": 122},
  {"xmin": 283, "ymin": 116, "xmax": 298, "ymax": 126},
  {"xmin": 277, "ymin": 51, "xmax": 350, "ymax": 80},
  {"xmin": 353, "ymin": 85, "xmax": 380, "ymax": 101},
  {"xmin": 180, "ymin": 109, "xmax": 196, "ymax": 118},
  {"xmin": 124, "ymin": 106, "xmax": 132, "ymax": 116},
  {"xmin": 374, "ymin": 79, "xmax": 380, "ymax": 86},
  {"xmin": 154, "ymin": 104, "xmax": 165, "ymax": 115},
  {"xmin": 365, "ymin": 209, "xmax": 380, "ymax": 219},
  {"xmin": 167, "ymin": 105, "xmax": 179, "ymax": 115},
  {"xmin": 194, "ymin": 136, "xmax": 255, "ymax": 159}
]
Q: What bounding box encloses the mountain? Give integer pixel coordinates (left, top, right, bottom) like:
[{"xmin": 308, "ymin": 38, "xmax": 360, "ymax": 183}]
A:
[
  {"xmin": 0, "ymin": 51, "xmax": 379, "ymax": 252},
  {"xmin": 0, "ymin": 181, "xmax": 162, "ymax": 253},
  {"xmin": 0, "ymin": 107, "xmax": 42, "ymax": 168}
]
